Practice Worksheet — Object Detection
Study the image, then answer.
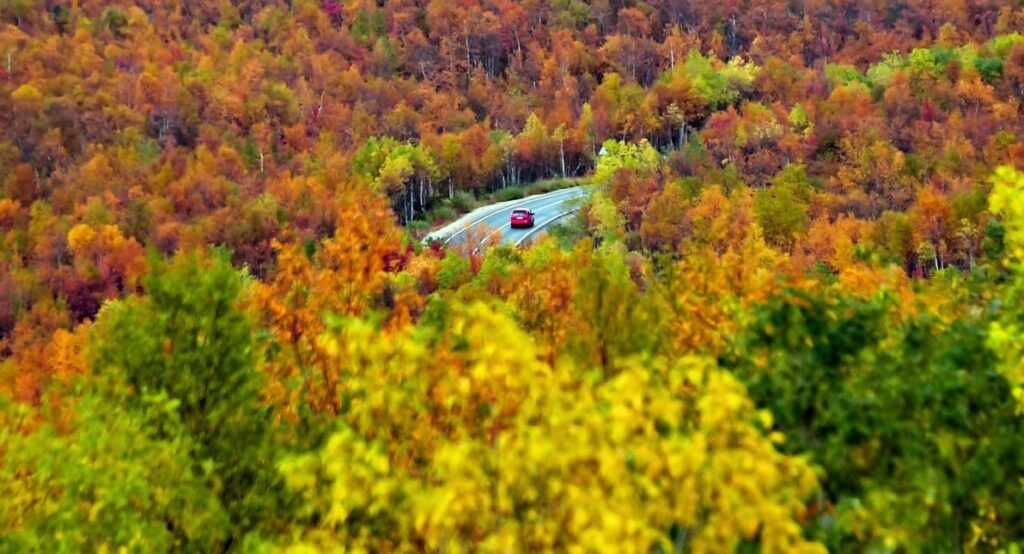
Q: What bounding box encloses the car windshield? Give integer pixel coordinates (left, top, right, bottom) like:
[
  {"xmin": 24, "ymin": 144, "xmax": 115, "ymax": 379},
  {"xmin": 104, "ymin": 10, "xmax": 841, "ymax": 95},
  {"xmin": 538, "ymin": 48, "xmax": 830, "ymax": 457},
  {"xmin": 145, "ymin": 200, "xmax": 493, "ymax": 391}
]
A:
[{"xmin": 512, "ymin": 210, "xmax": 529, "ymax": 216}]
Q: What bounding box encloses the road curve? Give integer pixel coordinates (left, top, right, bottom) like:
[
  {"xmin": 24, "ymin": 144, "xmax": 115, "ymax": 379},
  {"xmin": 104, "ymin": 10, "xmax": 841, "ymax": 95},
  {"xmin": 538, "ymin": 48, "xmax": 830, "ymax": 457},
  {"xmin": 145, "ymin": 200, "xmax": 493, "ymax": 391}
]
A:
[{"xmin": 428, "ymin": 186, "xmax": 589, "ymax": 248}]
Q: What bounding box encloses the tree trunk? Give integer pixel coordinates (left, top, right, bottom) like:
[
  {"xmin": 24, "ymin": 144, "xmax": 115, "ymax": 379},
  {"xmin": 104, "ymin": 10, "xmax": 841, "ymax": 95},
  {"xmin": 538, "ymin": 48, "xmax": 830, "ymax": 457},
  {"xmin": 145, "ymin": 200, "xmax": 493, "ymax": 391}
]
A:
[
  {"xmin": 560, "ymin": 139, "xmax": 566, "ymax": 178},
  {"xmin": 407, "ymin": 184, "xmax": 414, "ymax": 222}
]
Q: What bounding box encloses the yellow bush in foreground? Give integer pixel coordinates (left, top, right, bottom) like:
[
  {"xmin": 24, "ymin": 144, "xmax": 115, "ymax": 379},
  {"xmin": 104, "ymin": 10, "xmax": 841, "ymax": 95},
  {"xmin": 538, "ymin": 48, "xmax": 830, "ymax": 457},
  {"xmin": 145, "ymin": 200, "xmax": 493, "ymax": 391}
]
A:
[{"xmin": 279, "ymin": 303, "xmax": 824, "ymax": 553}]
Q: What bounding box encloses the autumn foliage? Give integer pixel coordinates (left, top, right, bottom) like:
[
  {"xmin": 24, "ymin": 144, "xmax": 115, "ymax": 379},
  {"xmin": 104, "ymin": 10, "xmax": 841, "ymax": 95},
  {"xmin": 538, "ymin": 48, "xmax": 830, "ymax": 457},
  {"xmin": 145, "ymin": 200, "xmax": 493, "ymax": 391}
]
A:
[{"xmin": 2, "ymin": 1, "xmax": 1024, "ymax": 552}]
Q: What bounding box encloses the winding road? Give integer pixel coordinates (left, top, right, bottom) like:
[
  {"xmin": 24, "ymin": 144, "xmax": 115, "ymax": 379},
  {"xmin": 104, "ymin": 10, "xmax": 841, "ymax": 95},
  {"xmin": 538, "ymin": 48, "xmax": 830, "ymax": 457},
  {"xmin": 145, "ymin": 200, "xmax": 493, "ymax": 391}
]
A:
[{"xmin": 427, "ymin": 186, "xmax": 590, "ymax": 248}]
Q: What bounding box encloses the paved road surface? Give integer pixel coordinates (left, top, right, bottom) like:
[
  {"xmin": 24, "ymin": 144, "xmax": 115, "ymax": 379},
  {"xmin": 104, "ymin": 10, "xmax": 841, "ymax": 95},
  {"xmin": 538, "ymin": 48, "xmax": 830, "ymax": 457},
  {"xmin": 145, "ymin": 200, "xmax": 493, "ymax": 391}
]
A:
[{"xmin": 437, "ymin": 186, "xmax": 589, "ymax": 248}]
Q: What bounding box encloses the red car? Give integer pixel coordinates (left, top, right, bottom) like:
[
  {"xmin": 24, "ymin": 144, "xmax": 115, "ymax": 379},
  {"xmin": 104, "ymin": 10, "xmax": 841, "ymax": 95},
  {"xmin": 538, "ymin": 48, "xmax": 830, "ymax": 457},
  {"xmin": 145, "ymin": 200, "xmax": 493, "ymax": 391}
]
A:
[{"xmin": 510, "ymin": 208, "xmax": 535, "ymax": 228}]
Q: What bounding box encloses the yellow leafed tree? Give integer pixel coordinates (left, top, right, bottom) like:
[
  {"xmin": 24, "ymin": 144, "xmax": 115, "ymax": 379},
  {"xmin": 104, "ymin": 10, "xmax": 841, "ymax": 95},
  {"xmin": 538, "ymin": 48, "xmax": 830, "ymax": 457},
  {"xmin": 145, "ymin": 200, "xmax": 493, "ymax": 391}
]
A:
[
  {"xmin": 987, "ymin": 165, "xmax": 1024, "ymax": 410},
  {"xmin": 277, "ymin": 302, "xmax": 825, "ymax": 553}
]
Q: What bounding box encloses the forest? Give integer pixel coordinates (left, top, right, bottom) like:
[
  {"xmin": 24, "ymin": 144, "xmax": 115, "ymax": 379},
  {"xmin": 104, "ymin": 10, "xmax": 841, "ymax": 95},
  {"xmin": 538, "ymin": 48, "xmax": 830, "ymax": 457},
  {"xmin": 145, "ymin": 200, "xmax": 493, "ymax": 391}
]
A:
[{"xmin": 2, "ymin": 0, "xmax": 1024, "ymax": 552}]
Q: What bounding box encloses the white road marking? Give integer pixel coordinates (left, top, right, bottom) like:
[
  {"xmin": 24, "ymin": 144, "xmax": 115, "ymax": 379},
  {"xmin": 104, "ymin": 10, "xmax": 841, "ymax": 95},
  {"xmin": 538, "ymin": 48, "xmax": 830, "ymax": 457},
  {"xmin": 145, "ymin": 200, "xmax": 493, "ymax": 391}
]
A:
[
  {"xmin": 515, "ymin": 207, "xmax": 582, "ymax": 246},
  {"xmin": 443, "ymin": 187, "xmax": 582, "ymax": 244},
  {"xmin": 479, "ymin": 194, "xmax": 584, "ymax": 246}
]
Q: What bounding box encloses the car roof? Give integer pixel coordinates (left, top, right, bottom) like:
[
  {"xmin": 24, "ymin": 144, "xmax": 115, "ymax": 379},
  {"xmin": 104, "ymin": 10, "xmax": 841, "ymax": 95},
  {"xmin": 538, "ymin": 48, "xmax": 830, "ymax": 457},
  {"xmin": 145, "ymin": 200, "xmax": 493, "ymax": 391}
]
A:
[{"xmin": 512, "ymin": 208, "xmax": 530, "ymax": 213}]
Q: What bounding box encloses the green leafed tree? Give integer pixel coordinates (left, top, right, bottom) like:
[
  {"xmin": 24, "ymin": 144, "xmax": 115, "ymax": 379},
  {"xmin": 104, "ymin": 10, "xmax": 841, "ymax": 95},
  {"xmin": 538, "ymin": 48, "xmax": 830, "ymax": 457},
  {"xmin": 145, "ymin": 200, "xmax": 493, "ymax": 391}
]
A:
[
  {"xmin": 0, "ymin": 392, "xmax": 229, "ymax": 552},
  {"xmin": 592, "ymin": 139, "xmax": 660, "ymax": 187},
  {"xmin": 726, "ymin": 287, "xmax": 1024, "ymax": 552},
  {"xmin": 681, "ymin": 50, "xmax": 757, "ymax": 109},
  {"xmin": 89, "ymin": 250, "xmax": 292, "ymax": 547},
  {"xmin": 754, "ymin": 164, "xmax": 814, "ymax": 249},
  {"xmin": 571, "ymin": 243, "xmax": 659, "ymax": 371}
]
